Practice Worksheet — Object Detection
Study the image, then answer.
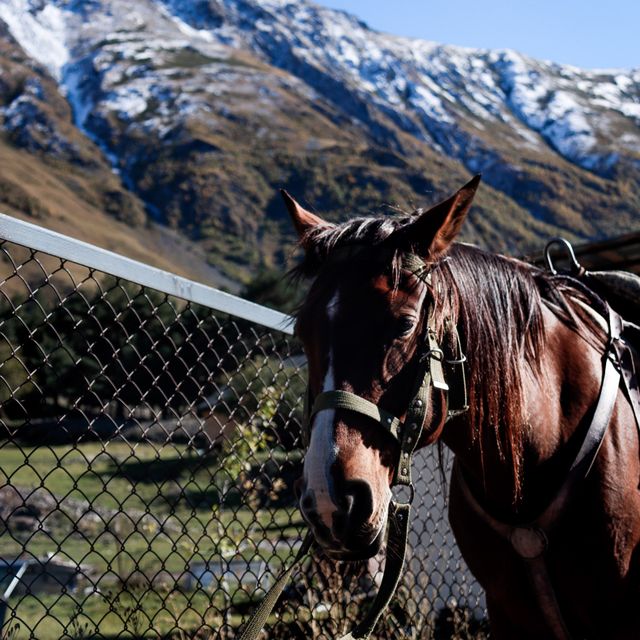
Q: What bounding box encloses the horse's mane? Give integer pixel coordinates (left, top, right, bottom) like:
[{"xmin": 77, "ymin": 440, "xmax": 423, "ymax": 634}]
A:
[
  {"xmin": 291, "ymin": 213, "xmax": 603, "ymax": 500},
  {"xmin": 436, "ymin": 246, "xmax": 546, "ymax": 495}
]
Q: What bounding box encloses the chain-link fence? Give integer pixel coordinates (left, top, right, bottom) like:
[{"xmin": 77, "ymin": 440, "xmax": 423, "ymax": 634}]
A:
[{"xmin": 0, "ymin": 214, "xmax": 487, "ymax": 639}]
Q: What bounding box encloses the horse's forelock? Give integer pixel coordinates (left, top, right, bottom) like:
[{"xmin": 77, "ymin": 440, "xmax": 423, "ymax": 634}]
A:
[{"xmin": 291, "ymin": 213, "xmax": 416, "ymax": 278}]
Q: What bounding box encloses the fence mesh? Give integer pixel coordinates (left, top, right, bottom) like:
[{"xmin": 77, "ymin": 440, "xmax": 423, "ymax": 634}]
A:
[{"xmin": 0, "ymin": 234, "xmax": 487, "ymax": 639}]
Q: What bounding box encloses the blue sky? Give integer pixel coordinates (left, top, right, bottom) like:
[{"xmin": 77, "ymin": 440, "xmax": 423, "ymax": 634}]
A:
[{"xmin": 318, "ymin": 0, "xmax": 639, "ymax": 70}]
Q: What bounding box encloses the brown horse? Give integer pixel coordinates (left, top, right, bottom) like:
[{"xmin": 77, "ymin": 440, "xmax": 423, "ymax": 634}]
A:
[{"xmin": 284, "ymin": 178, "xmax": 640, "ymax": 639}]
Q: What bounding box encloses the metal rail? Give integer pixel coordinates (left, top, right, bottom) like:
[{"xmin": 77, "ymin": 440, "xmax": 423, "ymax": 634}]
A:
[{"xmin": 0, "ymin": 212, "xmax": 294, "ymax": 334}]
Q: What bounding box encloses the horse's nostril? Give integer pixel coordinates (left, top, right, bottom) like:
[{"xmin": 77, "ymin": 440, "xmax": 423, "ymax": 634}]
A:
[
  {"xmin": 331, "ymin": 479, "xmax": 375, "ymax": 544},
  {"xmin": 343, "ymin": 479, "xmax": 374, "ymax": 522},
  {"xmin": 338, "ymin": 492, "xmax": 354, "ymax": 515},
  {"xmin": 301, "ymin": 493, "xmax": 313, "ymax": 511}
]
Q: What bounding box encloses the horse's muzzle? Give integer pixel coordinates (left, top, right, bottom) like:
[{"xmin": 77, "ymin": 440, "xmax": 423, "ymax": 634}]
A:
[
  {"xmin": 321, "ymin": 526, "xmax": 385, "ymax": 561},
  {"xmin": 297, "ymin": 477, "xmax": 385, "ymax": 559}
]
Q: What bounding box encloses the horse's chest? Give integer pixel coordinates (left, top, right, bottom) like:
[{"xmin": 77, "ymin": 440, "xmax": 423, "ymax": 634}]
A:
[{"xmin": 447, "ymin": 451, "xmax": 640, "ymax": 639}]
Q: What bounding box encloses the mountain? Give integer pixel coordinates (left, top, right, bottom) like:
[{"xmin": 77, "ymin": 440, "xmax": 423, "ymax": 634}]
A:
[{"xmin": 0, "ymin": 0, "xmax": 638, "ymax": 283}]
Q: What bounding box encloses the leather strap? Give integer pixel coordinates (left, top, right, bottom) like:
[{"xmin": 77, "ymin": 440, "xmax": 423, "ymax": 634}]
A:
[
  {"xmin": 612, "ymin": 315, "xmax": 640, "ymax": 434},
  {"xmin": 339, "ymin": 502, "xmax": 411, "ymax": 640},
  {"xmin": 445, "ymin": 321, "xmax": 468, "ymax": 416},
  {"xmin": 454, "ymin": 304, "xmax": 625, "ymax": 640},
  {"xmin": 237, "ymin": 532, "xmax": 315, "ymax": 640},
  {"xmin": 394, "ymin": 330, "xmax": 434, "ymax": 486},
  {"xmin": 537, "ymin": 350, "xmax": 620, "ymax": 531},
  {"xmin": 426, "ymin": 327, "xmax": 448, "ymax": 392},
  {"xmin": 310, "ymin": 390, "xmax": 403, "ymax": 441}
]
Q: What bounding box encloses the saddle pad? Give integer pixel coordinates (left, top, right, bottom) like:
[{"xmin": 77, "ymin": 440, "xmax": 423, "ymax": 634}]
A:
[{"xmin": 584, "ymin": 270, "xmax": 640, "ymax": 328}]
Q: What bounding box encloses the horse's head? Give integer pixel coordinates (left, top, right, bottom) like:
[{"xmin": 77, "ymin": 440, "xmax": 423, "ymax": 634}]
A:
[{"xmin": 286, "ymin": 177, "xmax": 480, "ymax": 560}]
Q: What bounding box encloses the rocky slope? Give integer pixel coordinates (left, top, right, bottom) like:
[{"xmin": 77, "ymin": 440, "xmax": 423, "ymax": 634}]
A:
[
  {"xmin": 0, "ymin": 16, "xmax": 237, "ymax": 288},
  {"xmin": 0, "ymin": 0, "xmax": 638, "ymax": 282}
]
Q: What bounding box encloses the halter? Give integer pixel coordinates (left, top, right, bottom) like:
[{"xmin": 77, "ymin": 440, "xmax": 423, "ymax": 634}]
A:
[
  {"xmin": 301, "ymin": 252, "xmax": 467, "ymax": 483},
  {"xmin": 239, "ymin": 251, "xmax": 469, "ymax": 640}
]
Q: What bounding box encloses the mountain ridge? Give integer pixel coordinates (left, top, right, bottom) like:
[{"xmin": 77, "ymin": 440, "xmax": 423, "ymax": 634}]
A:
[{"xmin": 0, "ymin": 0, "xmax": 638, "ymax": 283}]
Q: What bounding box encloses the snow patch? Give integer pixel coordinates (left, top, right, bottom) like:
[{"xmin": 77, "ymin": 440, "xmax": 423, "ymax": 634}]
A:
[
  {"xmin": 104, "ymin": 85, "xmax": 150, "ymax": 119},
  {"xmin": 0, "ymin": 0, "xmax": 70, "ymax": 80},
  {"xmin": 156, "ymin": 2, "xmax": 215, "ymax": 42}
]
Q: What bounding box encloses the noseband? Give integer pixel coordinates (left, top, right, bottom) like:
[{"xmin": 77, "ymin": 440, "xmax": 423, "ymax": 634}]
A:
[{"xmin": 240, "ymin": 251, "xmax": 469, "ymax": 640}]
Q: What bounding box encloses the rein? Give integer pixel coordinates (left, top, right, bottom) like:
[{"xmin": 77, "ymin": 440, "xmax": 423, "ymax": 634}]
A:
[{"xmin": 239, "ymin": 252, "xmax": 468, "ymax": 640}]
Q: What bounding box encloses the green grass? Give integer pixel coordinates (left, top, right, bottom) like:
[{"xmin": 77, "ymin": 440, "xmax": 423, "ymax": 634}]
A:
[
  {"xmin": 6, "ymin": 588, "xmax": 249, "ymax": 639},
  {"xmin": 0, "ymin": 441, "xmax": 304, "ymax": 638}
]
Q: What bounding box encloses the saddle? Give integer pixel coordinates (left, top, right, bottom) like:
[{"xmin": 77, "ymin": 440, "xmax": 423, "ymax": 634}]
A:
[
  {"xmin": 546, "ymin": 238, "xmax": 640, "ymax": 385},
  {"xmin": 584, "ymin": 268, "xmax": 640, "ymax": 361},
  {"xmin": 584, "ymin": 269, "xmax": 640, "ymax": 328}
]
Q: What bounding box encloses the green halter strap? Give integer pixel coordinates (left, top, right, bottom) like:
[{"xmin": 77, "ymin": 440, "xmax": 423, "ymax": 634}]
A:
[
  {"xmin": 238, "ymin": 252, "xmax": 466, "ymax": 640},
  {"xmin": 309, "ymin": 304, "xmax": 447, "ymax": 485}
]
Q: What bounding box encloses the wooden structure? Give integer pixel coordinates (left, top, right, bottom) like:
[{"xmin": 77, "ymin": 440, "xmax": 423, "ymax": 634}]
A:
[{"xmin": 532, "ymin": 231, "xmax": 640, "ymax": 274}]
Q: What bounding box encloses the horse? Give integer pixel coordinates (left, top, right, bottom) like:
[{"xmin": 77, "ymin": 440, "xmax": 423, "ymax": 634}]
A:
[{"xmin": 283, "ymin": 177, "xmax": 640, "ymax": 639}]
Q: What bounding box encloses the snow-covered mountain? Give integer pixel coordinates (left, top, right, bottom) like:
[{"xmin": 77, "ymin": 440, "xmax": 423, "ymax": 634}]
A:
[{"xmin": 0, "ymin": 0, "xmax": 638, "ymax": 279}]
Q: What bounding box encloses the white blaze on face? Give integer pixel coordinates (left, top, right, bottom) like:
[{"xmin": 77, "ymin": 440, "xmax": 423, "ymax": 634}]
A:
[{"xmin": 303, "ymin": 291, "xmax": 340, "ymax": 529}]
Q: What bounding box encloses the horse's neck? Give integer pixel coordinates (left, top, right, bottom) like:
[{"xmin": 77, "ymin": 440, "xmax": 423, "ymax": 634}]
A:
[{"xmin": 442, "ymin": 303, "xmax": 605, "ymax": 520}]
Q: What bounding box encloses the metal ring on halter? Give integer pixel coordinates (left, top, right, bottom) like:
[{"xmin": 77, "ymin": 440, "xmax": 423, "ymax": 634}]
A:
[
  {"xmin": 544, "ymin": 237, "xmax": 585, "ymax": 277},
  {"xmin": 421, "ymin": 348, "xmax": 444, "ymax": 362},
  {"xmin": 445, "ymin": 354, "xmax": 467, "ymax": 365},
  {"xmin": 392, "ymin": 482, "xmax": 415, "ymax": 506}
]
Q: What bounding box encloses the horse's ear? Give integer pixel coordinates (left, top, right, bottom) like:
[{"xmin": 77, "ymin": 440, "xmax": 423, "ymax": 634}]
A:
[
  {"xmin": 392, "ymin": 175, "xmax": 481, "ymax": 257},
  {"xmin": 280, "ymin": 189, "xmax": 326, "ymax": 240}
]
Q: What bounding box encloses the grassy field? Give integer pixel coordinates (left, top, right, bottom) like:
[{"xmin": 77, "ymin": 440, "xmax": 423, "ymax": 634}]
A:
[{"xmin": 0, "ymin": 440, "xmax": 304, "ymax": 639}]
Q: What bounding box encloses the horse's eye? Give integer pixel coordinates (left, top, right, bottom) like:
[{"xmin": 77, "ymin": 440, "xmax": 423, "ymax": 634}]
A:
[{"xmin": 398, "ymin": 315, "xmax": 416, "ymax": 336}]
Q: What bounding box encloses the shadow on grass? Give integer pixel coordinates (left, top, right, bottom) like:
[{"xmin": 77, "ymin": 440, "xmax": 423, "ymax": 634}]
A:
[
  {"xmin": 100, "ymin": 451, "xmax": 220, "ymax": 484},
  {"xmin": 99, "ymin": 451, "xmax": 302, "ymax": 510}
]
